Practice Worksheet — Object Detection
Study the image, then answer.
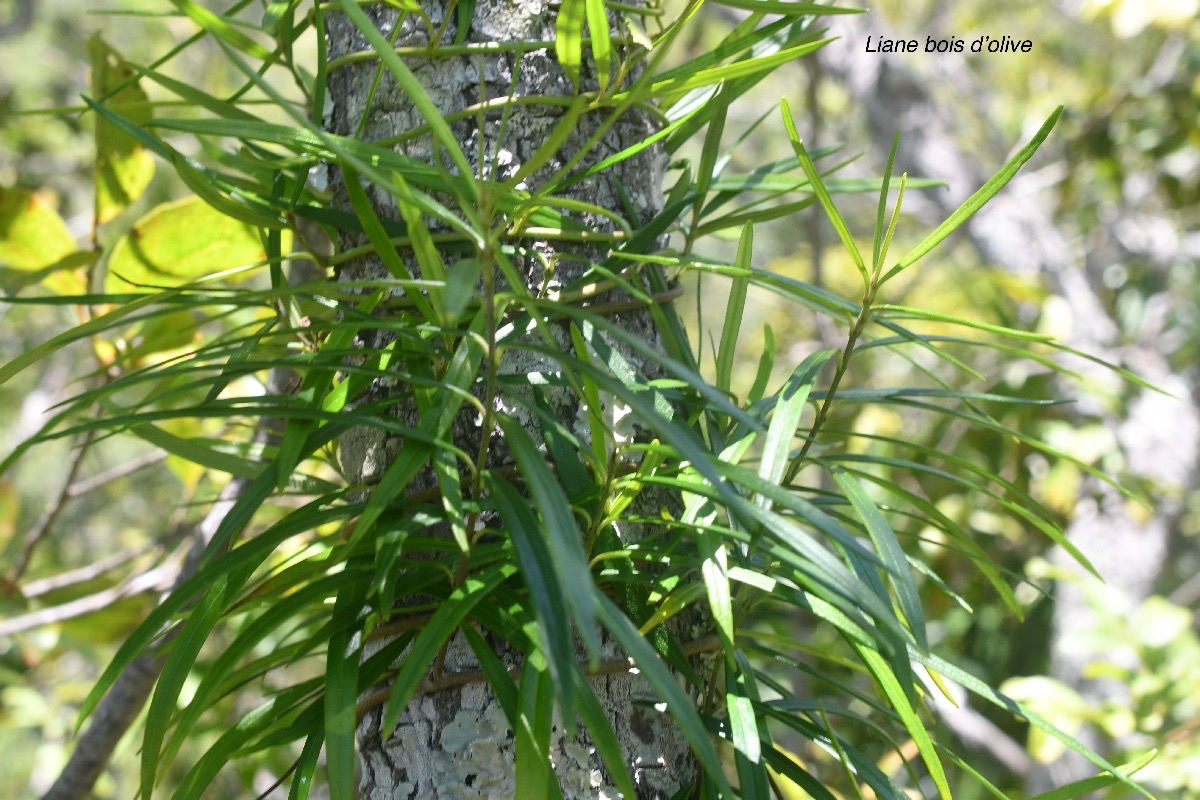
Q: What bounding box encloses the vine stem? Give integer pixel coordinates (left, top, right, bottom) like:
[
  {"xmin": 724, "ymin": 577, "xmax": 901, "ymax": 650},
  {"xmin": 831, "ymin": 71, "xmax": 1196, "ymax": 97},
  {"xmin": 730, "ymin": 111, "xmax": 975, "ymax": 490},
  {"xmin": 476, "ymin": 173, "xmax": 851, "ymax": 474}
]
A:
[{"xmin": 785, "ymin": 282, "xmax": 880, "ymax": 484}]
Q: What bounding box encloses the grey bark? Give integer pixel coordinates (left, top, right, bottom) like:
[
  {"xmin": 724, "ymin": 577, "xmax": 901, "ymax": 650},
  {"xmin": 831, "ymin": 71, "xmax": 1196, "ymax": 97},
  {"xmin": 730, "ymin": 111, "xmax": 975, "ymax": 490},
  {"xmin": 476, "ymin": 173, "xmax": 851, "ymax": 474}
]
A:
[
  {"xmin": 325, "ymin": 3, "xmax": 698, "ymax": 798},
  {"xmin": 818, "ymin": 10, "xmax": 1199, "ymax": 792}
]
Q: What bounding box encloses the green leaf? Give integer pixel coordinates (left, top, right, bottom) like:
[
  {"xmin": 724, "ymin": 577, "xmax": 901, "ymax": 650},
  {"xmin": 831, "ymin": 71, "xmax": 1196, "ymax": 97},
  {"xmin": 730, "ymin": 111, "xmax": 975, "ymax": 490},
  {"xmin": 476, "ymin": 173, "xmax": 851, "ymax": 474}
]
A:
[
  {"xmin": 638, "ymin": 580, "xmax": 707, "ymax": 636},
  {"xmin": 856, "ymin": 645, "xmax": 950, "ymax": 800},
  {"xmin": 339, "ymin": 166, "xmax": 437, "ymax": 324},
  {"xmin": 624, "ymin": 39, "xmax": 831, "ymax": 103},
  {"xmin": 1027, "ymin": 751, "xmax": 1156, "ymax": 800},
  {"xmin": 705, "ymin": 0, "xmax": 863, "ymax": 14},
  {"xmin": 142, "ymin": 572, "xmax": 239, "ymax": 796},
  {"xmin": 555, "ymin": 0, "xmax": 587, "ymax": 90},
  {"xmin": 161, "ymin": 573, "xmax": 352, "ymax": 777},
  {"xmin": 443, "ymin": 257, "xmax": 482, "ymax": 323},
  {"xmin": 333, "ymin": 0, "xmax": 477, "ymax": 197},
  {"xmin": 0, "ymin": 288, "xmax": 181, "ymax": 391},
  {"xmin": 488, "ymin": 473, "xmax": 577, "ymax": 725},
  {"xmin": 0, "ymin": 187, "xmax": 84, "ymax": 295},
  {"xmin": 872, "ymin": 132, "xmax": 901, "ymax": 273},
  {"xmin": 461, "ymin": 624, "xmax": 519, "ymax": 724},
  {"xmin": 585, "ymin": 0, "xmax": 612, "ymax": 91},
  {"xmin": 454, "ymin": 0, "xmax": 475, "ymax": 45},
  {"xmin": 919, "ymin": 654, "xmax": 1154, "ymax": 799},
  {"xmin": 747, "ymin": 325, "xmax": 775, "ymax": 404},
  {"xmin": 729, "ymin": 652, "xmax": 768, "ymax": 798},
  {"xmin": 568, "ymin": 666, "xmax": 638, "ymax": 799},
  {"xmin": 175, "ymin": 682, "xmax": 324, "ymax": 800},
  {"xmin": 757, "ymin": 349, "xmax": 835, "ymax": 499},
  {"xmin": 828, "ymin": 466, "xmax": 927, "ymax": 653},
  {"xmin": 325, "ymin": 573, "xmax": 368, "ymax": 800},
  {"xmin": 130, "ymin": 423, "xmax": 260, "ymax": 477},
  {"xmin": 496, "ymin": 415, "xmax": 600, "ymax": 662},
  {"xmin": 781, "ymin": 98, "xmax": 868, "ymax": 286},
  {"xmin": 716, "ymin": 223, "xmax": 751, "ymax": 394},
  {"xmin": 291, "ymin": 720, "xmax": 325, "ymax": 800},
  {"xmin": 381, "ymin": 564, "xmax": 517, "ymax": 736},
  {"xmin": 593, "ymin": 591, "xmax": 735, "ymax": 798},
  {"xmin": 169, "ymin": 0, "xmax": 273, "ymax": 59},
  {"xmin": 514, "ymin": 659, "xmax": 560, "ymax": 800},
  {"xmin": 889, "ymin": 106, "xmax": 1063, "ymax": 275},
  {"xmin": 0, "ymin": 187, "xmax": 78, "ymax": 272}
]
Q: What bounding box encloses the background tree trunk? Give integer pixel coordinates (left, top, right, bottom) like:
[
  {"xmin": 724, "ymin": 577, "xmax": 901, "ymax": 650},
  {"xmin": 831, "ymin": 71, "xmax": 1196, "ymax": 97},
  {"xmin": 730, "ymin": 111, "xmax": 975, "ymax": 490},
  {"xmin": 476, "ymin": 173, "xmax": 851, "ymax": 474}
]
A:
[
  {"xmin": 325, "ymin": 3, "xmax": 698, "ymax": 797},
  {"xmin": 816, "ymin": 9, "xmax": 1200, "ymax": 792}
]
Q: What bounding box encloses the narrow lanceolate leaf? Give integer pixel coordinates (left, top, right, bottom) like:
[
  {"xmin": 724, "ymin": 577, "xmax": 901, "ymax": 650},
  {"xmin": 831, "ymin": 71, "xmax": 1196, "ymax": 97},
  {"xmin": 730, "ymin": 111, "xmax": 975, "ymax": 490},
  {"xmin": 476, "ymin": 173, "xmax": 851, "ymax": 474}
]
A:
[
  {"xmin": 130, "ymin": 423, "xmax": 259, "ymax": 477},
  {"xmin": 568, "ymin": 666, "xmax": 639, "ymax": 799},
  {"xmin": 705, "ymin": 0, "xmax": 863, "ymax": 13},
  {"xmin": 584, "ymin": 0, "xmax": 612, "ymax": 91},
  {"xmin": 340, "ymin": 165, "xmax": 438, "ymax": 323},
  {"xmin": 496, "ymin": 414, "xmax": 600, "ymax": 662},
  {"xmin": 855, "ymin": 645, "xmax": 950, "ymax": 800},
  {"xmin": 555, "ymin": 0, "xmax": 587, "ymax": 90},
  {"xmin": 748, "ymin": 324, "xmax": 775, "ymax": 404},
  {"xmin": 913, "ymin": 652, "xmax": 1155, "ymax": 799},
  {"xmin": 829, "ymin": 466, "xmax": 927, "ymax": 653},
  {"xmin": 682, "ymin": 436, "xmax": 746, "ymax": 653},
  {"xmin": 169, "ymin": 0, "xmax": 273, "ymax": 59},
  {"xmin": 757, "ymin": 349, "xmax": 836, "ymax": 503},
  {"xmin": 635, "ymin": 39, "xmax": 832, "ymax": 104},
  {"xmin": 332, "ymin": 0, "xmax": 477, "ymax": 199},
  {"xmin": 0, "ymin": 288, "xmax": 180, "ymax": 392},
  {"xmin": 729, "ymin": 651, "xmax": 768, "ymax": 799},
  {"xmin": 593, "ymin": 591, "xmax": 735, "ymax": 799},
  {"xmin": 872, "ymin": 132, "xmax": 900, "ymax": 272},
  {"xmin": 697, "ymin": 529, "xmax": 734, "ymax": 649},
  {"xmin": 888, "ymin": 106, "xmax": 1063, "ymax": 276},
  {"xmin": 693, "ymin": 82, "xmax": 730, "ymax": 215},
  {"xmin": 381, "ymin": 564, "xmax": 517, "ymax": 737},
  {"xmin": 142, "ymin": 572, "xmax": 239, "ymax": 797},
  {"xmin": 514, "ymin": 660, "xmax": 560, "ymax": 800},
  {"xmin": 1027, "ymin": 750, "xmax": 1156, "ymax": 800},
  {"xmin": 488, "ymin": 473, "xmax": 577, "ymax": 726},
  {"xmin": 716, "ymin": 223, "xmax": 751, "ymax": 394},
  {"xmin": 781, "ymin": 98, "xmax": 868, "ymax": 286},
  {"xmin": 325, "ymin": 573, "xmax": 368, "ymax": 800}
]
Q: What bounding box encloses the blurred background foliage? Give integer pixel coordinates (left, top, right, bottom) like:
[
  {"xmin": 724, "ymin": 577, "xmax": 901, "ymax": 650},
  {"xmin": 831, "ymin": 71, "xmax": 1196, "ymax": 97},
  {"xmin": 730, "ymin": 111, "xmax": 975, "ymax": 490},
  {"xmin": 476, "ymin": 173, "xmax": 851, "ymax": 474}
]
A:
[{"xmin": 1, "ymin": 0, "xmax": 1197, "ymax": 797}]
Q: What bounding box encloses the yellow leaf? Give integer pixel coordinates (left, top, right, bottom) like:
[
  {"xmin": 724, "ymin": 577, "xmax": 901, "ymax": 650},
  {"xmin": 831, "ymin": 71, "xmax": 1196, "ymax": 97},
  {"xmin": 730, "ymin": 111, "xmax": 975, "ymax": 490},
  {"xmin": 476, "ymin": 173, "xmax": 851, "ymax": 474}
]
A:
[{"xmin": 89, "ymin": 34, "xmax": 155, "ymax": 225}]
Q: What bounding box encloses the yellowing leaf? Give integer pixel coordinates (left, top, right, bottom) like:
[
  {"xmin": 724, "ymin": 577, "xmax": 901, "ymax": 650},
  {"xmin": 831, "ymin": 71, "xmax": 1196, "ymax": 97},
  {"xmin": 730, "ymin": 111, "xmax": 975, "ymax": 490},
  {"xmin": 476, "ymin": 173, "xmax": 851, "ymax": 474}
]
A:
[
  {"xmin": 0, "ymin": 187, "xmax": 88, "ymax": 295},
  {"xmin": 0, "ymin": 188, "xmax": 77, "ymax": 271},
  {"xmin": 106, "ymin": 196, "xmax": 274, "ymax": 290},
  {"xmin": 89, "ymin": 34, "xmax": 155, "ymax": 225}
]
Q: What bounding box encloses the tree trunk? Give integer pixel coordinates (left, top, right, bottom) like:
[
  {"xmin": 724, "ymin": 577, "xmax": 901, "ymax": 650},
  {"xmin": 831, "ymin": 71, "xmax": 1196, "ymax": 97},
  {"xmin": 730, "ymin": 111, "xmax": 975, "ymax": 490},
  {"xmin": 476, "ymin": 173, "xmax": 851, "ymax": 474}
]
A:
[{"xmin": 324, "ymin": 3, "xmax": 698, "ymax": 798}]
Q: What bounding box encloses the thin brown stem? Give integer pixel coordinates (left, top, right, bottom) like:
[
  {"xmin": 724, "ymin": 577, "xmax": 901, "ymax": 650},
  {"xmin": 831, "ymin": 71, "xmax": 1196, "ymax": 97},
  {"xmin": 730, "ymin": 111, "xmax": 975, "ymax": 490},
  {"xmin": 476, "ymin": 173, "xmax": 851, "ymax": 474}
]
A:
[
  {"xmin": 10, "ymin": 428, "xmax": 95, "ymax": 584},
  {"xmin": 786, "ymin": 285, "xmax": 878, "ymax": 484}
]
